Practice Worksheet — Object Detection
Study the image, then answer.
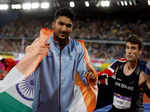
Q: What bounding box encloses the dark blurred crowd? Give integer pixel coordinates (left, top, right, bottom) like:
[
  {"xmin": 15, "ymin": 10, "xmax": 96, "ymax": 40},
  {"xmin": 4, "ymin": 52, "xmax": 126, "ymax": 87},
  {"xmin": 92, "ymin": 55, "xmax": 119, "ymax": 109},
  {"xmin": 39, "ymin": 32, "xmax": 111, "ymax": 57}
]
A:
[
  {"xmin": 0, "ymin": 17, "xmax": 52, "ymax": 39},
  {"xmin": 0, "ymin": 17, "xmax": 150, "ymax": 41},
  {"xmin": 0, "ymin": 39, "xmax": 150, "ymax": 61},
  {"xmin": 0, "ymin": 17, "xmax": 150, "ymax": 61},
  {"xmin": 72, "ymin": 19, "xmax": 150, "ymax": 41},
  {"xmin": 0, "ymin": 39, "xmax": 30, "ymax": 54},
  {"xmin": 85, "ymin": 42, "xmax": 150, "ymax": 61}
]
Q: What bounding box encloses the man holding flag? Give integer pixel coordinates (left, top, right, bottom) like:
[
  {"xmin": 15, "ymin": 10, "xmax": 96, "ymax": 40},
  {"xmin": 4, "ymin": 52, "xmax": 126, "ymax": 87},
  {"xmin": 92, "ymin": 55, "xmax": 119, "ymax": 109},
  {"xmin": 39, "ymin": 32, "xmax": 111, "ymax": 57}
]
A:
[{"xmin": 0, "ymin": 8, "xmax": 98, "ymax": 112}]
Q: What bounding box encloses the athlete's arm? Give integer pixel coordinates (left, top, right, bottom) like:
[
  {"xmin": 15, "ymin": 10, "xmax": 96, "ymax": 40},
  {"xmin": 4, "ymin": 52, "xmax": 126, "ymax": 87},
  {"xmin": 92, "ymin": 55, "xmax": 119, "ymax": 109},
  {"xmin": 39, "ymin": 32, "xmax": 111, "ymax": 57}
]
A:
[
  {"xmin": 140, "ymin": 62, "xmax": 150, "ymax": 97},
  {"xmin": 143, "ymin": 73, "xmax": 150, "ymax": 97}
]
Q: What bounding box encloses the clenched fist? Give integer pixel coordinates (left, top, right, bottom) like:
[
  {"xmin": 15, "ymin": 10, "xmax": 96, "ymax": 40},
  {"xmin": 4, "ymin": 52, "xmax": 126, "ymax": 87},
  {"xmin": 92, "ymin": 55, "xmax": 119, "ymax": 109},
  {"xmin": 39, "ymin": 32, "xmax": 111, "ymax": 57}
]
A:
[{"xmin": 16, "ymin": 28, "xmax": 53, "ymax": 77}]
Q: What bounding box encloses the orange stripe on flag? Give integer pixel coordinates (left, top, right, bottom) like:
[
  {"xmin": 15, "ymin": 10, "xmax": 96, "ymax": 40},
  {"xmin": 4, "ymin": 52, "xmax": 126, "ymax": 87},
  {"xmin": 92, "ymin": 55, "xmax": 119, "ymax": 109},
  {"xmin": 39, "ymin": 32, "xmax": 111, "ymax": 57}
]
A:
[
  {"xmin": 76, "ymin": 40, "xmax": 98, "ymax": 112},
  {"xmin": 75, "ymin": 73, "xmax": 97, "ymax": 112}
]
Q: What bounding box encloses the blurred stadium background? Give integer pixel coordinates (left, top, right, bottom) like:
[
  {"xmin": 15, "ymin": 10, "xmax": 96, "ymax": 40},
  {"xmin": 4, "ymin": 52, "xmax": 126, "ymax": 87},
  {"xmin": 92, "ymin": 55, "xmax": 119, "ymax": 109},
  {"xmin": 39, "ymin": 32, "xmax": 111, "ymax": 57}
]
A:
[{"xmin": 0, "ymin": 0, "xmax": 150, "ymax": 111}]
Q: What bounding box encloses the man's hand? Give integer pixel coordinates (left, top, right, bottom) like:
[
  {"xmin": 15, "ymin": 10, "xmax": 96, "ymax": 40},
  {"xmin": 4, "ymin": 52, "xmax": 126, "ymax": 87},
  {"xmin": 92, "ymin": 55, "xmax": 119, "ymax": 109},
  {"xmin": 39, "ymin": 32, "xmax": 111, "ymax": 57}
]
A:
[
  {"xmin": 25, "ymin": 38, "xmax": 50, "ymax": 57},
  {"xmin": 84, "ymin": 71, "xmax": 97, "ymax": 85},
  {"xmin": 25, "ymin": 28, "xmax": 51, "ymax": 57},
  {"xmin": 16, "ymin": 28, "xmax": 53, "ymax": 77}
]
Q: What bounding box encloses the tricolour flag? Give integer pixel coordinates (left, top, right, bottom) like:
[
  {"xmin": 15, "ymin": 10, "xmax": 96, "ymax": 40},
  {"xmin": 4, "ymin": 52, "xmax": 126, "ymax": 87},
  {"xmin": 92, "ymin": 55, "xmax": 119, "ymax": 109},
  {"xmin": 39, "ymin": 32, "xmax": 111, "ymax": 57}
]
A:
[{"xmin": 0, "ymin": 75, "xmax": 34, "ymax": 112}]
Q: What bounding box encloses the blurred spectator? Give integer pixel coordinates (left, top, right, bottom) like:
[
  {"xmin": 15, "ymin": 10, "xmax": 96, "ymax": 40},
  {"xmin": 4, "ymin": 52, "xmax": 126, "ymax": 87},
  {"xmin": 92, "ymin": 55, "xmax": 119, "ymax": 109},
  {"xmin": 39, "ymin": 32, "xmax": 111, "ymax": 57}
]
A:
[{"xmin": 0, "ymin": 58, "xmax": 17, "ymax": 79}]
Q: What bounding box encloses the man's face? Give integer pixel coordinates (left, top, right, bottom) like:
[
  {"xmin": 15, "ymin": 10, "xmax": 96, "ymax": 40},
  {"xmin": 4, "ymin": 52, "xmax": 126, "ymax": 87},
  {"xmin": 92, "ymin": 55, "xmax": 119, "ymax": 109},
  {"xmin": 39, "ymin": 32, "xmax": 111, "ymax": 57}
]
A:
[
  {"xmin": 125, "ymin": 42, "xmax": 141, "ymax": 62},
  {"xmin": 53, "ymin": 16, "xmax": 73, "ymax": 39}
]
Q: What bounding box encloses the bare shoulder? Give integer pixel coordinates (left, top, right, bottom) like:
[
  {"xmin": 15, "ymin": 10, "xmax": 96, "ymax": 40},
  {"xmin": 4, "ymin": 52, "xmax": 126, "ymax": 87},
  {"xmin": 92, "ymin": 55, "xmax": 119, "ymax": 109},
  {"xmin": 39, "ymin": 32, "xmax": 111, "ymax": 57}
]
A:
[
  {"xmin": 139, "ymin": 71, "xmax": 150, "ymax": 86},
  {"xmin": 139, "ymin": 72, "xmax": 146, "ymax": 86}
]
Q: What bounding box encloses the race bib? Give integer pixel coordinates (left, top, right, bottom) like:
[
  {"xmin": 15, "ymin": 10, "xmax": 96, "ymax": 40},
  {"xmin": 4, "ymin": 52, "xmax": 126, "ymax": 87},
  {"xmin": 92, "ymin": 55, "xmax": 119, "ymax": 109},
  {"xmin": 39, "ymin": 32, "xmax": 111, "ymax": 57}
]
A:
[{"xmin": 113, "ymin": 93, "xmax": 132, "ymax": 109}]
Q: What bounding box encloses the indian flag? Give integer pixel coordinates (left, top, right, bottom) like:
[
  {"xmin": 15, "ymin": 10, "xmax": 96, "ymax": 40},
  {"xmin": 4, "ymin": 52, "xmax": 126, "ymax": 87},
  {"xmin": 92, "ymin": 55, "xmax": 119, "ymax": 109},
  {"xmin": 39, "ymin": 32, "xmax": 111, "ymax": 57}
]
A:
[{"xmin": 0, "ymin": 75, "xmax": 33, "ymax": 112}]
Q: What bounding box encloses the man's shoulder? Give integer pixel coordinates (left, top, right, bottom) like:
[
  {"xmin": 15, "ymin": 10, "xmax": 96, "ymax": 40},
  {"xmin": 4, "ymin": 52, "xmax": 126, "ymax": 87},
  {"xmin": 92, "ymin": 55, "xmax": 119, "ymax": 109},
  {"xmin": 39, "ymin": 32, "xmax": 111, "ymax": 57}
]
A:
[
  {"xmin": 70, "ymin": 39, "xmax": 85, "ymax": 49},
  {"xmin": 70, "ymin": 39, "xmax": 84, "ymax": 45}
]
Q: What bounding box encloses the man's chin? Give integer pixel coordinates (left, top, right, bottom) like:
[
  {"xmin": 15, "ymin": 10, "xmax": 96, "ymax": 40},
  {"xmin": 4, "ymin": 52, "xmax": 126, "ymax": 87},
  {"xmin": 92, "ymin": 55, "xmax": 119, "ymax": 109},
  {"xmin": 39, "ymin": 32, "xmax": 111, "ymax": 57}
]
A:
[
  {"xmin": 127, "ymin": 59, "xmax": 137, "ymax": 62},
  {"xmin": 126, "ymin": 57, "xmax": 132, "ymax": 61},
  {"xmin": 58, "ymin": 36, "xmax": 66, "ymax": 40}
]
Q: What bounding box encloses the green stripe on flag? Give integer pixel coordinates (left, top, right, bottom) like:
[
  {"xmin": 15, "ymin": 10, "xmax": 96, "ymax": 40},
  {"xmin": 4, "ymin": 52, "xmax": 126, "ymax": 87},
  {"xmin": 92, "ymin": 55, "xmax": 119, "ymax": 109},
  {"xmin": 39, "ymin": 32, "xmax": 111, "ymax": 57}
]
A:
[{"xmin": 0, "ymin": 92, "xmax": 32, "ymax": 112}]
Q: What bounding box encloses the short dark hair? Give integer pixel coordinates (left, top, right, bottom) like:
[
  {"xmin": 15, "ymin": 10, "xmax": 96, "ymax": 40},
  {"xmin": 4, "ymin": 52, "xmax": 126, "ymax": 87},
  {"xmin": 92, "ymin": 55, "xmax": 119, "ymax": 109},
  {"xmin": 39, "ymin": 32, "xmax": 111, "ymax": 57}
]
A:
[
  {"xmin": 126, "ymin": 34, "xmax": 142, "ymax": 50},
  {"xmin": 55, "ymin": 8, "xmax": 74, "ymax": 21}
]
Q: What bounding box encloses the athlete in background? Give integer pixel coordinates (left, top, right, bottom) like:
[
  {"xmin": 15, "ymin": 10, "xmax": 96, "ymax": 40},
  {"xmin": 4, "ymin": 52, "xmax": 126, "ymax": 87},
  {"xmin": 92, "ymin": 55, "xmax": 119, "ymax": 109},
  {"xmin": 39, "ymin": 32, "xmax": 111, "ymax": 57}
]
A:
[
  {"xmin": 0, "ymin": 58, "xmax": 17, "ymax": 80},
  {"xmin": 98, "ymin": 35, "xmax": 150, "ymax": 112}
]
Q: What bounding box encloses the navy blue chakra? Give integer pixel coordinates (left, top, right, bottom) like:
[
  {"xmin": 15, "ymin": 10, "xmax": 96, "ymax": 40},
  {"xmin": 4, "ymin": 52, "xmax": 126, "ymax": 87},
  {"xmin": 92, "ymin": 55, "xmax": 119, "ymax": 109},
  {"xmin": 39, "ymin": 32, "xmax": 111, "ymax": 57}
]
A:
[{"xmin": 16, "ymin": 74, "xmax": 34, "ymax": 101}]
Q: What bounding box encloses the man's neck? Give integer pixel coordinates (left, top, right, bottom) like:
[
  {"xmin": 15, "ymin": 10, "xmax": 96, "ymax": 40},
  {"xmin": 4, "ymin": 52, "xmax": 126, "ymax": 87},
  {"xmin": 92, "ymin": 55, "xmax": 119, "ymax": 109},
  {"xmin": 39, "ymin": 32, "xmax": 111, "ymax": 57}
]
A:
[
  {"xmin": 123, "ymin": 60, "xmax": 138, "ymax": 76},
  {"xmin": 127, "ymin": 60, "xmax": 138, "ymax": 70}
]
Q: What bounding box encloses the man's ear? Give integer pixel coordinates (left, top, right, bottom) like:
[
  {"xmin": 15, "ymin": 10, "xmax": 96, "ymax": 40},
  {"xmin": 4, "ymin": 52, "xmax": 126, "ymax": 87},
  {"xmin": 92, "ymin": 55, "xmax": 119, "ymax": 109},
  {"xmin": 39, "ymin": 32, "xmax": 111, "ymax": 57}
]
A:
[{"xmin": 139, "ymin": 49, "xmax": 142, "ymax": 55}]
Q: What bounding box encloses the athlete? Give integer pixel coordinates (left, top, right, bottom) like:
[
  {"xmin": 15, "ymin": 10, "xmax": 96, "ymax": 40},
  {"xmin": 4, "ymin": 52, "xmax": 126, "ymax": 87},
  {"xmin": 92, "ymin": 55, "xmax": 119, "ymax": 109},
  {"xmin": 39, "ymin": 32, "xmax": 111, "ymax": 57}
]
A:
[
  {"xmin": 0, "ymin": 8, "xmax": 97, "ymax": 112},
  {"xmin": 98, "ymin": 35, "xmax": 150, "ymax": 112}
]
